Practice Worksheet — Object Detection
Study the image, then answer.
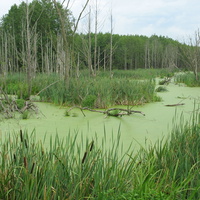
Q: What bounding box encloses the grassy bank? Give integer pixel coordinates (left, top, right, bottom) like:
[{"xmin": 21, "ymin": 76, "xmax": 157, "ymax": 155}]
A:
[
  {"xmin": 0, "ymin": 69, "xmax": 172, "ymax": 108},
  {"xmin": 0, "ymin": 110, "xmax": 200, "ymax": 199}
]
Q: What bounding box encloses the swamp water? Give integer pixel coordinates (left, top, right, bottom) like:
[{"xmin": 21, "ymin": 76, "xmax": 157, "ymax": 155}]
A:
[{"xmin": 0, "ymin": 81, "xmax": 199, "ymax": 153}]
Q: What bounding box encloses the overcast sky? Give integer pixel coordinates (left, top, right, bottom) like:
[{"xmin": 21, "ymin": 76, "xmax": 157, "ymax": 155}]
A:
[{"xmin": 1, "ymin": 0, "xmax": 200, "ymax": 42}]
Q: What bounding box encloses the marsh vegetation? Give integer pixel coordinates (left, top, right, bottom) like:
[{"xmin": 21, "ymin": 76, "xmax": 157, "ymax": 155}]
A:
[
  {"xmin": 0, "ymin": 69, "xmax": 200, "ymax": 199},
  {"xmin": 1, "ymin": 0, "xmax": 200, "ymax": 199},
  {"xmin": 0, "ymin": 69, "xmax": 170, "ymax": 109}
]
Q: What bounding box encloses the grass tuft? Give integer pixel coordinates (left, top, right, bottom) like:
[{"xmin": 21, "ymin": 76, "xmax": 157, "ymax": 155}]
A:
[
  {"xmin": 155, "ymin": 86, "xmax": 168, "ymax": 92},
  {"xmin": 175, "ymin": 72, "xmax": 200, "ymax": 87}
]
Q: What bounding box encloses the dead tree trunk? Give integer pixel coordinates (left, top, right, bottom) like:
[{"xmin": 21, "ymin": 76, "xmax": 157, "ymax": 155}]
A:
[{"xmin": 109, "ymin": 12, "xmax": 113, "ymax": 77}]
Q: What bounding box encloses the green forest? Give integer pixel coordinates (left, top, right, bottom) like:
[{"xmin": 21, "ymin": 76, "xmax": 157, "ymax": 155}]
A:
[{"xmin": 0, "ymin": 0, "xmax": 199, "ymax": 77}]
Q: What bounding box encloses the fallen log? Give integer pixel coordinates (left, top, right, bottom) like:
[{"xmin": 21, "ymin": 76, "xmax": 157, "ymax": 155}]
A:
[
  {"xmin": 66, "ymin": 106, "xmax": 145, "ymax": 117},
  {"xmin": 165, "ymin": 103, "xmax": 185, "ymax": 107}
]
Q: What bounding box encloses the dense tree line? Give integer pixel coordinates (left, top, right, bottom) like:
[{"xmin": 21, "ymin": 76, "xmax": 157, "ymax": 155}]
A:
[{"xmin": 0, "ymin": 0, "xmax": 199, "ymax": 77}]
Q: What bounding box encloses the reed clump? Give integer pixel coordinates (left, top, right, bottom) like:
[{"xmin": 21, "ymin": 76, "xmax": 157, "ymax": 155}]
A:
[
  {"xmin": 0, "ymin": 69, "xmax": 174, "ymax": 108},
  {"xmin": 38, "ymin": 77, "xmax": 159, "ymax": 108},
  {"xmin": 175, "ymin": 72, "xmax": 200, "ymax": 87},
  {"xmin": 1, "ymin": 111, "xmax": 200, "ymax": 199}
]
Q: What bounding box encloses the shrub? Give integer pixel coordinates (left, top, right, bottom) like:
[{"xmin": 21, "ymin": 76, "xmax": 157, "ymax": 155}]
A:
[
  {"xmin": 22, "ymin": 111, "xmax": 29, "ymax": 119},
  {"xmin": 82, "ymin": 95, "xmax": 97, "ymax": 108},
  {"xmin": 16, "ymin": 99, "xmax": 25, "ymax": 109}
]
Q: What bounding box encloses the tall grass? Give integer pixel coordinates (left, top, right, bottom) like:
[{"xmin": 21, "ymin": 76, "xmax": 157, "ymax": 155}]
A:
[
  {"xmin": 71, "ymin": 68, "xmax": 176, "ymax": 80},
  {"xmin": 175, "ymin": 72, "xmax": 200, "ymax": 87},
  {"xmin": 110, "ymin": 68, "xmax": 175, "ymax": 79},
  {"xmin": 1, "ymin": 109, "xmax": 200, "ymax": 199},
  {"xmin": 39, "ymin": 77, "xmax": 159, "ymax": 108},
  {"xmin": 0, "ymin": 73, "xmax": 60, "ymax": 99},
  {"xmin": 0, "ymin": 70, "xmax": 163, "ymax": 108},
  {"xmin": 138, "ymin": 110, "xmax": 200, "ymax": 199},
  {"xmin": 0, "ymin": 129, "xmax": 135, "ymax": 200}
]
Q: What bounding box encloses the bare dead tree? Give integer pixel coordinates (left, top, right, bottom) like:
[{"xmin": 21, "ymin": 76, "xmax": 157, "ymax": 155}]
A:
[
  {"xmin": 144, "ymin": 41, "xmax": 150, "ymax": 69},
  {"xmin": 10, "ymin": 0, "xmax": 40, "ymax": 98},
  {"xmin": 180, "ymin": 29, "xmax": 200, "ymax": 81},
  {"xmin": 0, "ymin": 32, "xmax": 8, "ymax": 76},
  {"xmin": 26, "ymin": 0, "xmax": 32, "ymax": 96},
  {"xmin": 93, "ymin": 0, "xmax": 98, "ymax": 75},
  {"xmin": 53, "ymin": 0, "xmax": 90, "ymax": 84},
  {"xmin": 53, "ymin": 0, "xmax": 70, "ymax": 86},
  {"xmin": 162, "ymin": 44, "xmax": 178, "ymax": 69},
  {"xmin": 104, "ymin": 49, "xmax": 106, "ymax": 71},
  {"xmin": 88, "ymin": 7, "xmax": 93, "ymax": 76},
  {"xmin": 109, "ymin": 11, "xmax": 113, "ymax": 77},
  {"xmin": 190, "ymin": 30, "xmax": 200, "ymax": 80}
]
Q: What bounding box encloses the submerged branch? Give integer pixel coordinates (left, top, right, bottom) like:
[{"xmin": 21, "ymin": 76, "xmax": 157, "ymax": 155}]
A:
[
  {"xmin": 67, "ymin": 106, "xmax": 145, "ymax": 117},
  {"xmin": 0, "ymin": 88, "xmax": 38, "ymax": 119}
]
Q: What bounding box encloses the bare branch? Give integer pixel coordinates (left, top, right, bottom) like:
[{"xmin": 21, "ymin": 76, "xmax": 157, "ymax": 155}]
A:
[
  {"xmin": 73, "ymin": 0, "xmax": 90, "ymax": 34},
  {"xmin": 66, "ymin": 106, "xmax": 145, "ymax": 117},
  {"xmin": 34, "ymin": 80, "xmax": 60, "ymax": 96}
]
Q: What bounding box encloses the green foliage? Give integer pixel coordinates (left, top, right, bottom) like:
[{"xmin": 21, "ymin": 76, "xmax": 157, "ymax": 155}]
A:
[
  {"xmin": 22, "ymin": 111, "xmax": 29, "ymax": 119},
  {"xmin": 0, "ymin": 1, "xmax": 189, "ymax": 75},
  {"xmin": 108, "ymin": 109, "xmax": 120, "ymax": 116},
  {"xmin": 0, "ymin": 70, "xmax": 163, "ymax": 108},
  {"xmin": 17, "ymin": 83, "xmax": 29, "ymax": 100},
  {"xmin": 82, "ymin": 95, "xmax": 97, "ymax": 108},
  {"xmin": 16, "ymin": 99, "xmax": 25, "ymax": 109},
  {"xmin": 0, "ymin": 2, "xmax": 190, "ymax": 74},
  {"xmin": 103, "ymin": 68, "xmax": 175, "ymax": 79},
  {"xmin": 0, "ymin": 0, "xmax": 74, "ymax": 72},
  {"xmin": 175, "ymin": 72, "xmax": 200, "ymax": 87}
]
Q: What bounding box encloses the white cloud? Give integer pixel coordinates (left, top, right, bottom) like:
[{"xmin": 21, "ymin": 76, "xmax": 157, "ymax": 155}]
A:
[
  {"xmin": 0, "ymin": 0, "xmax": 22, "ymax": 18},
  {"xmin": 110, "ymin": 0, "xmax": 200, "ymax": 40}
]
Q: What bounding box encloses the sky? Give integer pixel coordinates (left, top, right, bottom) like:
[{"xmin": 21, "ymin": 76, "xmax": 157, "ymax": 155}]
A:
[{"xmin": 1, "ymin": 0, "xmax": 200, "ymax": 42}]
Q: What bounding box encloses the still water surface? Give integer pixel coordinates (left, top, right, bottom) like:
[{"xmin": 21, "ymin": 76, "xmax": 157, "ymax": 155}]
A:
[{"xmin": 0, "ymin": 81, "xmax": 199, "ymax": 152}]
